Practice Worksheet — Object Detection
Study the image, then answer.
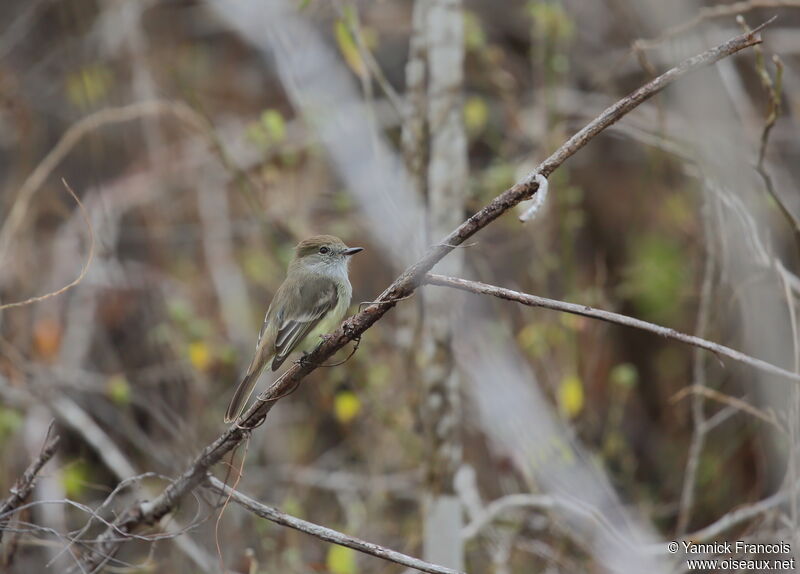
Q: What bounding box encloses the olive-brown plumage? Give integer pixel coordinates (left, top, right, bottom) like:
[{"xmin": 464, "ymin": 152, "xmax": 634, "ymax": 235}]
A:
[{"xmin": 224, "ymin": 235, "xmax": 363, "ymax": 422}]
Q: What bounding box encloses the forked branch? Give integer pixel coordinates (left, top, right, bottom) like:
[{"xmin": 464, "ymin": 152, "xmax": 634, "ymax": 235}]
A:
[{"xmin": 424, "ymin": 273, "xmax": 800, "ymax": 383}]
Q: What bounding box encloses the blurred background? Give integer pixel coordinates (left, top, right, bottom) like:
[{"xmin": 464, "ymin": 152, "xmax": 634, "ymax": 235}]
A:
[{"xmin": 1, "ymin": 0, "xmax": 799, "ymax": 572}]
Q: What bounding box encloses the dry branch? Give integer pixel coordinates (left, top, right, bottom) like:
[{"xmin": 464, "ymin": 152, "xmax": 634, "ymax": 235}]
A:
[
  {"xmin": 206, "ymin": 476, "xmax": 464, "ymax": 574},
  {"xmin": 0, "ymin": 100, "xmax": 213, "ymax": 268},
  {"xmin": 0, "ymin": 430, "xmax": 60, "ymax": 544},
  {"xmin": 685, "ymin": 485, "xmax": 790, "ymax": 542},
  {"xmin": 635, "ymin": 2, "xmax": 796, "ymax": 49},
  {"xmin": 425, "ymin": 274, "xmax": 800, "ymax": 383},
  {"xmin": 0, "ymin": 180, "xmax": 94, "ymax": 311},
  {"xmin": 75, "ymin": 25, "xmax": 765, "ymax": 572}
]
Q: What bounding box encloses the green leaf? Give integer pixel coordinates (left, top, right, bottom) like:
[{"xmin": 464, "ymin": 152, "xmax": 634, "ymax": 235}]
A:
[
  {"xmin": 62, "ymin": 461, "xmax": 90, "ymax": 499},
  {"xmin": 334, "ymin": 19, "xmax": 365, "ymax": 76},
  {"xmin": 463, "ymin": 10, "xmax": 487, "ymax": 51},
  {"xmin": 106, "ymin": 374, "xmax": 132, "ymax": 406},
  {"xmin": 0, "ymin": 408, "xmax": 22, "ymax": 443},
  {"xmin": 260, "ymin": 109, "xmax": 286, "ymax": 143},
  {"xmin": 610, "ymin": 363, "xmax": 638, "ymax": 389},
  {"xmin": 517, "ymin": 323, "xmax": 547, "ymax": 358},
  {"xmin": 620, "ymin": 234, "xmax": 688, "ymax": 323},
  {"xmin": 527, "ymin": 2, "xmax": 575, "ymax": 41}
]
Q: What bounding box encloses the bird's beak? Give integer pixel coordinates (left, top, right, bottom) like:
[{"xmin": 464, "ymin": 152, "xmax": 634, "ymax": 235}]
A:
[{"xmin": 343, "ymin": 247, "xmax": 364, "ymax": 256}]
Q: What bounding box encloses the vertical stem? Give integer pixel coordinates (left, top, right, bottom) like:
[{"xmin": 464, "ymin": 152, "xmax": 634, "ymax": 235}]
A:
[
  {"xmin": 676, "ymin": 194, "xmax": 716, "ymax": 536},
  {"xmin": 778, "ymin": 264, "xmax": 800, "ymax": 553},
  {"xmin": 403, "ymin": 0, "xmax": 467, "ymax": 568}
]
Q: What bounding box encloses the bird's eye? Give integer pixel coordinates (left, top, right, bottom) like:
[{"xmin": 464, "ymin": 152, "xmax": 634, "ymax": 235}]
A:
[{"xmin": 319, "ymin": 246, "xmax": 329, "ymax": 254}]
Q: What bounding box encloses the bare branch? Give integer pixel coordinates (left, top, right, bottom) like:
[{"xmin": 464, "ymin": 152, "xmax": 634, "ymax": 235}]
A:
[
  {"xmin": 635, "ymin": 3, "xmax": 793, "ymax": 49},
  {"xmin": 670, "ymin": 386, "xmax": 781, "ymax": 429},
  {"xmin": 685, "ymin": 486, "xmax": 791, "ymax": 542},
  {"xmin": 0, "ymin": 180, "xmax": 94, "ymax": 311},
  {"xmin": 0, "ymin": 429, "xmax": 60, "ymax": 543},
  {"xmin": 675, "ymin": 201, "xmax": 717, "ymax": 536},
  {"xmin": 425, "ymin": 273, "xmax": 800, "ymax": 383},
  {"xmin": 0, "ymin": 100, "xmax": 216, "ymax": 268},
  {"xmin": 206, "ymin": 476, "xmax": 464, "ymax": 574},
  {"xmin": 75, "ymin": 25, "xmax": 765, "ymax": 571}
]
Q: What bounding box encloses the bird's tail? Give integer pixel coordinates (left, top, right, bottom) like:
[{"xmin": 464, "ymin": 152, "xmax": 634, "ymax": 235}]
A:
[{"xmin": 224, "ymin": 370, "xmax": 261, "ymax": 423}]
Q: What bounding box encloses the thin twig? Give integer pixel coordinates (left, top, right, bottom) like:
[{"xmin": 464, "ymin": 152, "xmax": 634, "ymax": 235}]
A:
[
  {"xmin": 334, "ymin": 0, "xmax": 404, "ymax": 117},
  {"xmin": 206, "ymin": 476, "xmax": 464, "ymax": 574},
  {"xmin": 684, "ymin": 485, "xmax": 792, "ymax": 542},
  {"xmin": 0, "ymin": 101, "xmax": 206, "ymax": 267},
  {"xmin": 636, "ymin": 4, "xmax": 793, "ymax": 50},
  {"xmin": 0, "ymin": 428, "xmax": 60, "ymax": 543},
  {"xmin": 670, "ymin": 386, "xmax": 781, "ymax": 429},
  {"xmin": 462, "ymin": 493, "xmax": 616, "ymax": 542},
  {"xmin": 0, "ymin": 180, "xmax": 94, "ymax": 311},
  {"xmin": 675, "ymin": 199, "xmax": 716, "ymax": 536},
  {"xmin": 742, "ymin": 16, "xmax": 800, "ymax": 244},
  {"xmin": 75, "ymin": 26, "xmax": 766, "ymax": 571},
  {"xmin": 425, "ymin": 273, "xmax": 800, "ymax": 383},
  {"xmin": 214, "ymin": 436, "xmax": 249, "ymax": 574}
]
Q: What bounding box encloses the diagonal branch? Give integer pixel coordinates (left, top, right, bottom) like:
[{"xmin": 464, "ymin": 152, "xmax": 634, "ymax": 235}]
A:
[
  {"xmin": 75, "ymin": 24, "xmax": 765, "ymax": 572},
  {"xmin": 425, "ymin": 273, "xmax": 800, "ymax": 383},
  {"xmin": 0, "ymin": 429, "xmax": 60, "ymax": 543},
  {"xmin": 206, "ymin": 476, "xmax": 464, "ymax": 574}
]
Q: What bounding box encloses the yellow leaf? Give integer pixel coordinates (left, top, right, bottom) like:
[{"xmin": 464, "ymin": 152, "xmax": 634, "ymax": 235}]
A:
[
  {"xmin": 188, "ymin": 341, "xmax": 212, "ymax": 372},
  {"xmin": 334, "ymin": 391, "xmax": 361, "ymax": 424},
  {"xmin": 334, "ymin": 19, "xmax": 365, "ymax": 76},
  {"xmin": 327, "ymin": 545, "xmax": 357, "ymax": 574},
  {"xmin": 464, "ymin": 96, "xmax": 489, "ymax": 137},
  {"xmin": 66, "ymin": 65, "xmax": 112, "ymax": 109},
  {"xmin": 558, "ymin": 374, "xmax": 584, "ymax": 419}
]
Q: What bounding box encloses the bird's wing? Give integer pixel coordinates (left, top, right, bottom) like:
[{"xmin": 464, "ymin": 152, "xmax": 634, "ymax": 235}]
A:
[{"xmin": 271, "ymin": 276, "xmax": 339, "ymax": 370}]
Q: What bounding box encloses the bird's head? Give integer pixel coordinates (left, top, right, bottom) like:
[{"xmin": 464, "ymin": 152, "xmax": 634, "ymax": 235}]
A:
[{"xmin": 292, "ymin": 235, "xmax": 363, "ymax": 273}]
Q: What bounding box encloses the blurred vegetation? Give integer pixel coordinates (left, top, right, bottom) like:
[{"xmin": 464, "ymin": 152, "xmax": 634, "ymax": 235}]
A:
[{"xmin": 0, "ymin": 0, "xmax": 798, "ymax": 572}]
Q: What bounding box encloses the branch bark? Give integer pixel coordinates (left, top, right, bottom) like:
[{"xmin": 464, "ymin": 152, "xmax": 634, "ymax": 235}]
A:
[
  {"xmin": 206, "ymin": 476, "xmax": 464, "ymax": 574},
  {"xmin": 0, "ymin": 431, "xmax": 60, "ymax": 543},
  {"xmin": 425, "ymin": 273, "xmax": 800, "ymax": 383},
  {"xmin": 75, "ymin": 24, "xmax": 765, "ymax": 572}
]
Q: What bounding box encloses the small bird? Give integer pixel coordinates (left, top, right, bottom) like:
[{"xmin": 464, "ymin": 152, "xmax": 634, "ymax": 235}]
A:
[{"xmin": 224, "ymin": 235, "xmax": 363, "ymax": 422}]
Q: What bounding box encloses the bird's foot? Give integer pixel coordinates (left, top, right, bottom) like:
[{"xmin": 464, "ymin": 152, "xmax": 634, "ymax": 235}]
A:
[{"xmin": 297, "ymin": 351, "xmax": 312, "ymax": 366}]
